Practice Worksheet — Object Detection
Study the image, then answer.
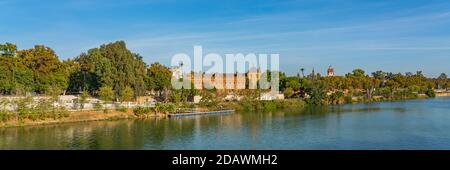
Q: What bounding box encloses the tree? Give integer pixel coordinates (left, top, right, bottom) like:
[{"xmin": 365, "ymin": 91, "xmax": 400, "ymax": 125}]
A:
[
  {"xmin": 98, "ymin": 86, "xmax": 115, "ymax": 112},
  {"xmin": 300, "ymin": 68, "xmax": 305, "ymax": 78},
  {"xmin": 172, "ymin": 82, "xmax": 198, "ymax": 103},
  {"xmin": 146, "ymin": 62, "xmax": 172, "ymax": 101},
  {"xmin": 0, "ymin": 43, "xmax": 18, "ymax": 94},
  {"xmin": 363, "ymin": 78, "xmax": 378, "ymax": 100},
  {"xmin": 437, "ymin": 73, "xmax": 448, "ymax": 89},
  {"xmin": 372, "ymin": 71, "xmax": 386, "ymax": 80},
  {"xmin": 79, "ymin": 89, "xmax": 90, "ymax": 110},
  {"xmin": 347, "ymin": 69, "xmax": 366, "ymax": 77},
  {"xmin": 284, "ymin": 87, "xmax": 294, "ymax": 98},
  {"xmin": 426, "ymin": 88, "xmax": 436, "ymax": 98},
  {"xmin": 199, "ymin": 88, "xmax": 220, "ymax": 108},
  {"xmin": 306, "ymin": 80, "xmax": 328, "ymax": 105},
  {"xmin": 47, "ymin": 85, "xmax": 62, "ymax": 115},
  {"xmin": 17, "ymin": 45, "xmax": 69, "ymax": 94},
  {"xmin": 120, "ymin": 86, "xmax": 135, "ymax": 103},
  {"xmin": 69, "ymin": 41, "xmax": 147, "ymax": 98},
  {"xmin": 285, "ymin": 77, "xmax": 301, "ymax": 91}
]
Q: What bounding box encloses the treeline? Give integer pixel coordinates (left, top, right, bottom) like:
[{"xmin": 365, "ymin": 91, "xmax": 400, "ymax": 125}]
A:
[
  {"xmin": 1, "ymin": 41, "xmax": 449, "ymax": 105},
  {"xmin": 0, "ymin": 41, "xmax": 172, "ymax": 102},
  {"xmin": 0, "ymin": 43, "xmax": 71, "ymax": 95},
  {"xmin": 280, "ymin": 68, "xmax": 449, "ymax": 105}
]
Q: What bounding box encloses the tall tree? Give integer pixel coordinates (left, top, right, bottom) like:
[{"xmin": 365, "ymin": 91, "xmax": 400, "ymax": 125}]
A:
[
  {"xmin": 0, "ymin": 43, "xmax": 18, "ymax": 94},
  {"xmin": 98, "ymin": 86, "xmax": 115, "ymax": 111},
  {"xmin": 17, "ymin": 45, "xmax": 69, "ymax": 93},
  {"xmin": 120, "ymin": 86, "xmax": 135, "ymax": 102},
  {"xmin": 69, "ymin": 41, "xmax": 147, "ymax": 98},
  {"xmin": 146, "ymin": 62, "xmax": 172, "ymax": 101}
]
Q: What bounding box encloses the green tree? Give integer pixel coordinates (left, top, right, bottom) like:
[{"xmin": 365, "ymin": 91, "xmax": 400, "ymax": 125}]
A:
[
  {"xmin": 79, "ymin": 89, "xmax": 90, "ymax": 110},
  {"xmin": 69, "ymin": 41, "xmax": 147, "ymax": 98},
  {"xmin": 437, "ymin": 73, "xmax": 448, "ymax": 89},
  {"xmin": 146, "ymin": 62, "xmax": 172, "ymax": 101},
  {"xmin": 284, "ymin": 87, "xmax": 294, "ymax": 98},
  {"xmin": 347, "ymin": 69, "xmax": 366, "ymax": 77},
  {"xmin": 47, "ymin": 85, "xmax": 62, "ymax": 115},
  {"xmin": 300, "ymin": 68, "xmax": 305, "ymax": 78},
  {"xmin": 98, "ymin": 86, "xmax": 115, "ymax": 112},
  {"xmin": 120, "ymin": 86, "xmax": 135, "ymax": 103},
  {"xmin": 0, "ymin": 43, "xmax": 18, "ymax": 94},
  {"xmin": 17, "ymin": 45, "xmax": 69, "ymax": 94},
  {"xmin": 306, "ymin": 80, "xmax": 328, "ymax": 105}
]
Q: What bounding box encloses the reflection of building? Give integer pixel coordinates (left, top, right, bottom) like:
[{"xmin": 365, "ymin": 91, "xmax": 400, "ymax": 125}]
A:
[{"xmin": 327, "ymin": 66, "xmax": 335, "ymax": 77}]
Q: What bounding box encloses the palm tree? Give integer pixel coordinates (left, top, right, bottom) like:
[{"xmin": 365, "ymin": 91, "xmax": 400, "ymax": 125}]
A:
[{"xmin": 300, "ymin": 68, "xmax": 305, "ymax": 78}]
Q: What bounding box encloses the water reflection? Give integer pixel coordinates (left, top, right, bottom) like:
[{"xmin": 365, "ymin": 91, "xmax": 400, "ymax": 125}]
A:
[{"xmin": 1, "ymin": 97, "xmax": 450, "ymax": 150}]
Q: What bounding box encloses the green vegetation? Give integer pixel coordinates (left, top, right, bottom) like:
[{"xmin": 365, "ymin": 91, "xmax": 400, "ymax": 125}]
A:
[
  {"xmin": 0, "ymin": 43, "xmax": 70, "ymax": 95},
  {"xmin": 115, "ymin": 105, "xmax": 128, "ymax": 113},
  {"xmin": 2, "ymin": 41, "xmax": 449, "ymax": 124},
  {"xmin": 67, "ymin": 41, "xmax": 147, "ymax": 99},
  {"xmin": 132, "ymin": 103, "xmax": 175, "ymax": 116},
  {"xmin": 78, "ymin": 90, "xmax": 89, "ymax": 110},
  {"xmin": 133, "ymin": 107, "xmax": 154, "ymax": 116},
  {"xmin": 221, "ymin": 99, "xmax": 305, "ymax": 112},
  {"xmin": 280, "ymin": 68, "xmax": 449, "ymax": 105},
  {"xmin": 154, "ymin": 103, "xmax": 176, "ymax": 114},
  {"xmin": 0, "ymin": 97, "xmax": 69, "ymax": 123},
  {"xmin": 120, "ymin": 86, "xmax": 134, "ymax": 103},
  {"xmin": 98, "ymin": 86, "xmax": 114, "ymax": 113},
  {"xmin": 426, "ymin": 89, "xmax": 436, "ymax": 98}
]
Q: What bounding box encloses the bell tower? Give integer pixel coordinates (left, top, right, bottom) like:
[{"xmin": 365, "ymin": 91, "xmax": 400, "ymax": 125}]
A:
[{"xmin": 327, "ymin": 66, "xmax": 335, "ymax": 77}]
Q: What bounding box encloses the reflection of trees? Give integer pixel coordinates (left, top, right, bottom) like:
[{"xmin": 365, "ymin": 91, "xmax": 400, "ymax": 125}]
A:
[
  {"xmin": 0, "ymin": 105, "xmax": 409, "ymax": 150},
  {"xmin": 0, "ymin": 120, "xmax": 146, "ymax": 149}
]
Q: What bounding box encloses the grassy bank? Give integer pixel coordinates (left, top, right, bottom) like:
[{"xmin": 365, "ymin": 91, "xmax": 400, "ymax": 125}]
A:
[
  {"xmin": 0, "ymin": 95, "xmax": 439, "ymax": 128},
  {"xmin": 219, "ymin": 99, "xmax": 306, "ymax": 112},
  {"xmin": 0, "ymin": 108, "xmax": 166, "ymax": 128}
]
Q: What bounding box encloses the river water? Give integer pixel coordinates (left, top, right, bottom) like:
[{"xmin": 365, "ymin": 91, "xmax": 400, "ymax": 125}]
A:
[{"xmin": 1, "ymin": 97, "xmax": 450, "ymax": 150}]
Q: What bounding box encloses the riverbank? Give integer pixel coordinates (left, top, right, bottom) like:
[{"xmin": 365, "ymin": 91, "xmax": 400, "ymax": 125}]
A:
[
  {"xmin": 2, "ymin": 97, "xmax": 449, "ymax": 150},
  {"xmin": 436, "ymin": 92, "xmax": 450, "ymax": 97},
  {"xmin": 0, "ymin": 96, "xmax": 442, "ymax": 128},
  {"xmin": 219, "ymin": 99, "xmax": 306, "ymax": 112},
  {"xmin": 0, "ymin": 99, "xmax": 306, "ymax": 128}
]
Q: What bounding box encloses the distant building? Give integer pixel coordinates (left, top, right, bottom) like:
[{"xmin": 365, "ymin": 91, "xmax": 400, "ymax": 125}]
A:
[
  {"xmin": 171, "ymin": 66, "xmax": 183, "ymax": 80},
  {"xmin": 183, "ymin": 68, "xmax": 262, "ymax": 91},
  {"xmin": 327, "ymin": 66, "xmax": 335, "ymax": 77}
]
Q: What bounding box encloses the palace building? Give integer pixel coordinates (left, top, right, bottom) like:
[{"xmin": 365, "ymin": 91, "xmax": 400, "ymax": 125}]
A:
[
  {"xmin": 327, "ymin": 66, "xmax": 335, "ymax": 77},
  {"xmin": 187, "ymin": 68, "xmax": 261, "ymax": 90}
]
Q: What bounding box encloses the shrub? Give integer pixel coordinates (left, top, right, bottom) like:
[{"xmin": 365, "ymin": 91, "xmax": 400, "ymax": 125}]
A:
[
  {"xmin": 155, "ymin": 103, "xmax": 176, "ymax": 114},
  {"xmin": 344, "ymin": 96, "xmax": 353, "ymax": 104},
  {"xmin": 3, "ymin": 97, "xmax": 70, "ymax": 122},
  {"xmin": 221, "ymin": 99, "xmax": 305, "ymax": 112},
  {"xmin": 93, "ymin": 102, "xmax": 103, "ymax": 111},
  {"xmin": 262, "ymin": 101, "xmax": 277, "ymax": 111},
  {"xmin": 133, "ymin": 107, "xmax": 153, "ymax": 116},
  {"xmin": 115, "ymin": 105, "xmax": 128, "ymax": 113},
  {"xmin": 426, "ymin": 89, "xmax": 436, "ymax": 98},
  {"xmin": 0, "ymin": 111, "xmax": 14, "ymax": 122}
]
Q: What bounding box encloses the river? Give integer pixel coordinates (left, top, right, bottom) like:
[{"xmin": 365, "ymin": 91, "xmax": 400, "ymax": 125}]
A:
[{"xmin": 1, "ymin": 97, "xmax": 450, "ymax": 150}]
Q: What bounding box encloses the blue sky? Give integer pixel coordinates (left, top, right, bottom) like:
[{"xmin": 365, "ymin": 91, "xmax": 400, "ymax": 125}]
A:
[{"xmin": 1, "ymin": 0, "xmax": 450, "ymax": 77}]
